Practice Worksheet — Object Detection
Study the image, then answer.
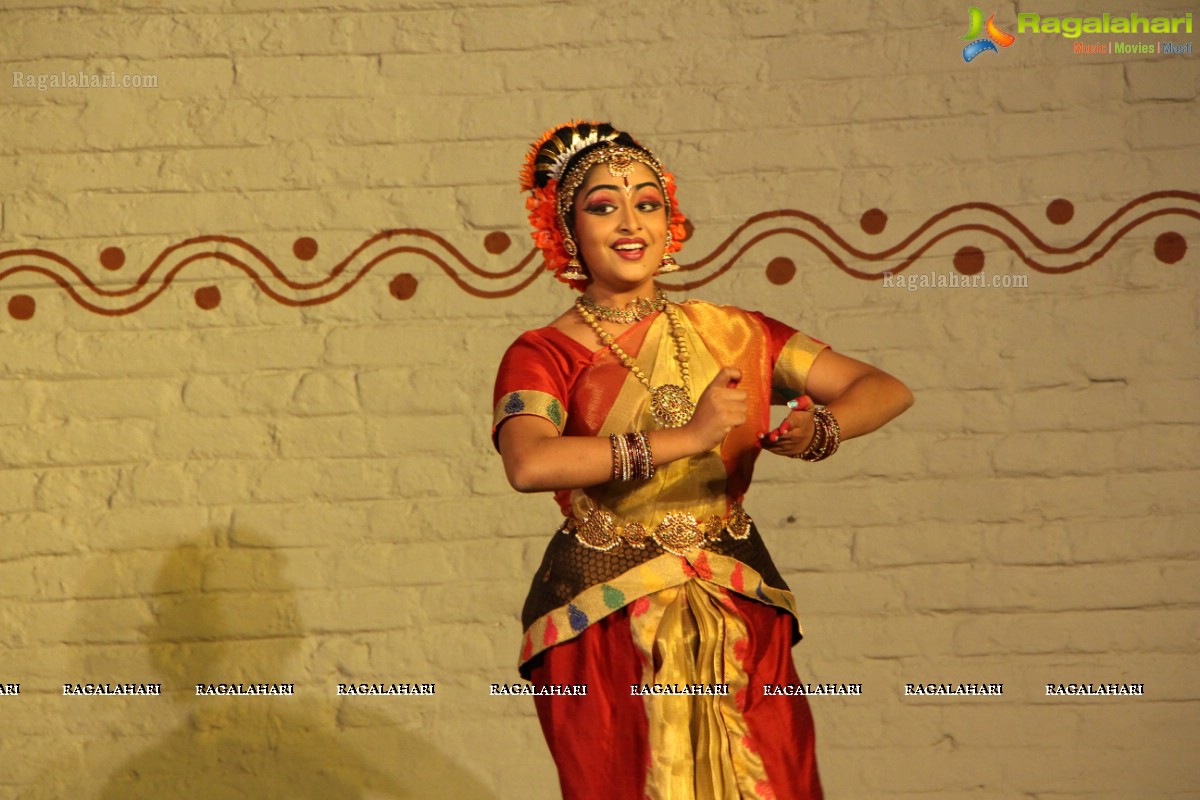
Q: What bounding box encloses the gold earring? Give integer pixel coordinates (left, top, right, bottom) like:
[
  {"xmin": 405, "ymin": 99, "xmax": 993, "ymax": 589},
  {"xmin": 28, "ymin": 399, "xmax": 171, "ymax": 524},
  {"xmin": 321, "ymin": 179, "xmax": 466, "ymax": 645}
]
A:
[
  {"xmin": 656, "ymin": 231, "xmax": 679, "ymax": 275},
  {"xmin": 561, "ymin": 235, "xmax": 586, "ymax": 281}
]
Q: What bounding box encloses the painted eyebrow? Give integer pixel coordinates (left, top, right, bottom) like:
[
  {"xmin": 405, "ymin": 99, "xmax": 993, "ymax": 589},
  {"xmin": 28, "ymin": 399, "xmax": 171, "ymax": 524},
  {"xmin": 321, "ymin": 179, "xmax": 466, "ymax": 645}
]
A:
[{"xmin": 581, "ymin": 181, "xmax": 661, "ymax": 200}]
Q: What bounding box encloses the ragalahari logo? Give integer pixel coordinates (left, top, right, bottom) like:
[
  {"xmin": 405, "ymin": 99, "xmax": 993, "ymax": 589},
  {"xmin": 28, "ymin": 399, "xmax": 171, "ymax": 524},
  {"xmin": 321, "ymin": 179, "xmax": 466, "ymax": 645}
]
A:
[{"xmin": 962, "ymin": 7, "xmax": 1016, "ymax": 61}]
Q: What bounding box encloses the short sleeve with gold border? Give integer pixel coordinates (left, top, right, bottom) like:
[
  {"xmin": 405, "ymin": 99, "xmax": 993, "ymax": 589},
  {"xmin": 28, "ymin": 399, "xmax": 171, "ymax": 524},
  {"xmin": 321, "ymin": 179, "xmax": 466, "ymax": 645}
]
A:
[
  {"xmin": 772, "ymin": 332, "xmax": 828, "ymax": 401},
  {"xmin": 491, "ymin": 330, "xmax": 574, "ymax": 447},
  {"xmin": 492, "ymin": 390, "xmax": 567, "ymax": 436}
]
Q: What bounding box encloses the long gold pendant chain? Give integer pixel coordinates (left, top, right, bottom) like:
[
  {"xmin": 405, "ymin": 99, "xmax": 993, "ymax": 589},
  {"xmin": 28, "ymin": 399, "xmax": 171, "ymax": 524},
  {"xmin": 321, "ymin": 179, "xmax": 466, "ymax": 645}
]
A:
[{"xmin": 574, "ymin": 297, "xmax": 696, "ymax": 428}]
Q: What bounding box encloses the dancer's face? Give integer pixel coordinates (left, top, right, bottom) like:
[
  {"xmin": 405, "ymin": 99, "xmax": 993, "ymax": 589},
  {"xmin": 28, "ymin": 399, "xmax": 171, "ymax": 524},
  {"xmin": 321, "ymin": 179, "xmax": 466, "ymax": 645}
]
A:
[{"xmin": 571, "ymin": 160, "xmax": 668, "ymax": 296}]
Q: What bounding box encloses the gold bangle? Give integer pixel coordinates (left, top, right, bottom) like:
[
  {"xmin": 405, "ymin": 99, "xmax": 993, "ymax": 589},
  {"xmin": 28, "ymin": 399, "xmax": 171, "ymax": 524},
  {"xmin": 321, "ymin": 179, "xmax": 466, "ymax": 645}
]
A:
[
  {"xmin": 793, "ymin": 406, "xmax": 841, "ymax": 462},
  {"xmin": 612, "ymin": 431, "xmax": 655, "ymax": 480}
]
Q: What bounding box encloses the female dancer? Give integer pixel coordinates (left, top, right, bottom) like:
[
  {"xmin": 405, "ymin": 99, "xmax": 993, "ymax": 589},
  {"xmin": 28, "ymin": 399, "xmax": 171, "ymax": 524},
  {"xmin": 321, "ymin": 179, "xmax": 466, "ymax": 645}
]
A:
[{"xmin": 492, "ymin": 121, "xmax": 912, "ymax": 800}]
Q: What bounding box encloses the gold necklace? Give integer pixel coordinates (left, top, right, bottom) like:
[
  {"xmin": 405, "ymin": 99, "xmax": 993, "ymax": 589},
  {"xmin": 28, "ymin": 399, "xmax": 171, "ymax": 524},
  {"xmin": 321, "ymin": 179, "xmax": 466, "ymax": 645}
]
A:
[
  {"xmin": 574, "ymin": 297, "xmax": 695, "ymax": 428},
  {"xmin": 577, "ymin": 289, "xmax": 667, "ymax": 324}
]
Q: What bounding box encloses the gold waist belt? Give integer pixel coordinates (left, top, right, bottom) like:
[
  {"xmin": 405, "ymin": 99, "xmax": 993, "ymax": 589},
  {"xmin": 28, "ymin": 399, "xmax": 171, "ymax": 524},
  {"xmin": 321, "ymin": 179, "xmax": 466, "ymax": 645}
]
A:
[{"xmin": 561, "ymin": 501, "xmax": 751, "ymax": 556}]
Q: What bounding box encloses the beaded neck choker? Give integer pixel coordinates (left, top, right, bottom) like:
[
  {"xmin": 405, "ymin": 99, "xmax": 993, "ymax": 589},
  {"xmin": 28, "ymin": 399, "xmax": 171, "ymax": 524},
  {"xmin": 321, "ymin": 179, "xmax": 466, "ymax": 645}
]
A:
[
  {"xmin": 574, "ymin": 296, "xmax": 695, "ymax": 428},
  {"xmin": 577, "ymin": 289, "xmax": 667, "ymax": 324}
]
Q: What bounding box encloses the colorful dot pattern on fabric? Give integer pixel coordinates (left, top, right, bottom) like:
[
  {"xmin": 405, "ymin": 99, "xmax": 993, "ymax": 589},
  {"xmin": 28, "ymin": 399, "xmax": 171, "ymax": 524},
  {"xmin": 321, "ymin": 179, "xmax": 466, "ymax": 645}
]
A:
[
  {"xmin": 734, "ymin": 637, "xmax": 751, "ymax": 664},
  {"xmin": 568, "ymin": 604, "xmax": 589, "ymax": 632},
  {"xmin": 519, "ymin": 550, "xmax": 799, "ymax": 672},
  {"xmin": 602, "ymin": 584, "xmax": 626, "ymax": 609},
  {"xmin": 716, "ymin": 588, "xmax": 738, "ymax": 613}
]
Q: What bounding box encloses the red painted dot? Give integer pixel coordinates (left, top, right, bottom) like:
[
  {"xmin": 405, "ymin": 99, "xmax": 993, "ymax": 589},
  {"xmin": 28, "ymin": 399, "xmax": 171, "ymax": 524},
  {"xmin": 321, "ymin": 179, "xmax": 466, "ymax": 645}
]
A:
[
  {"xmin": 293, "ymin": 237, "xmax": 318, "ymax": 261},
  {"xmin": 860, "ymin": 208, "xmax": 888, "ymax": 235},
  {"xmin": 195, "ymin": 286, "xmax": 221, "ymax": 310},
  {"xmin": 1154, "ymin": 232, "xmax": 1186, "ymax": 264},
  {"xmin": 1046, "ymin": 199, "xmax": 1074, "ymax": 225},
  {"xmin": 766, "ymin": 257, "xmax": 796, "ymax": 285},
  {"xmin": 953, "ymin": 246, "xmax": 985, "ymax": 275},
  {"xmin": 100, "ymin": 247, "xmax": 125, "ymax": 270},
  {"xmin": 484, "ymin": 231, "xmax": 511, "ymax": 254},
  {"xmin": 390, "ymin": 274, "xmax": 418, "ymax": 300},
  {"xmin": 8, "ymin": 295, "xmax": 35, "ymax": 320}
]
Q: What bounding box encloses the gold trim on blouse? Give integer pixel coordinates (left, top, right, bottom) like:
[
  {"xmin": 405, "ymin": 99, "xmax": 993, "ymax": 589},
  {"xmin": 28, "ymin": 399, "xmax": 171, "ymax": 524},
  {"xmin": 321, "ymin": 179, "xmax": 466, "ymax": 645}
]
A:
[
  {"xmin": 772, "ymin": 331, "xmax": 828, "ymax": 399},
  {"xmin": 493, "ymin": 389, "xmax": 567, "ymax": 434}
]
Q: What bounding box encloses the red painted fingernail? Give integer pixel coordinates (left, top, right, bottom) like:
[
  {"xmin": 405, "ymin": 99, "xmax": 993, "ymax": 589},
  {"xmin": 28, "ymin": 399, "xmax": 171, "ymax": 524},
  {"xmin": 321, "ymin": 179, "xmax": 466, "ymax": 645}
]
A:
[
  {"xmin": 780, "ymin": 422, "xmax": 792, "ymax": 434},
  {"xmin": 798, "ymin": 396, "xmax": 812, "ymax": 411}
]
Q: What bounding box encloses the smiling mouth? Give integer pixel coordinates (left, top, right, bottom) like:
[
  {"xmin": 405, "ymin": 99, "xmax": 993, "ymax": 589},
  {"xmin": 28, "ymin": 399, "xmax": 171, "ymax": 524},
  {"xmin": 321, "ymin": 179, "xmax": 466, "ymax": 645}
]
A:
[
  {"xmin": 612, "ymin": 242, "xmax": 647, "ymax": 261},
  {"xmin": 612, "ymin": 238, "xmax": 647, "ymax": 258}
]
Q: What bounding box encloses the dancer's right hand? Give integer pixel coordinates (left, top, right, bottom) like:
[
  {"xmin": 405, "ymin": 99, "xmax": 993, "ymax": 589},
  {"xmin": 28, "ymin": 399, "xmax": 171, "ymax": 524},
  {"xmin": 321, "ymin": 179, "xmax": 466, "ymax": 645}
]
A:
[{"xmin": 684, "ymin": 367, "xmax": 747, "ymax": 452}]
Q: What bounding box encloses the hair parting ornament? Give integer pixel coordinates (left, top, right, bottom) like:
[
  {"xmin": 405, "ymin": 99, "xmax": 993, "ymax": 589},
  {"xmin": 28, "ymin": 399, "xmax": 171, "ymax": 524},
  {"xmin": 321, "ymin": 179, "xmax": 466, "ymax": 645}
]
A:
[{"xmin": 520, "ymin": 120, "xmax": 687, "ymax": 289}]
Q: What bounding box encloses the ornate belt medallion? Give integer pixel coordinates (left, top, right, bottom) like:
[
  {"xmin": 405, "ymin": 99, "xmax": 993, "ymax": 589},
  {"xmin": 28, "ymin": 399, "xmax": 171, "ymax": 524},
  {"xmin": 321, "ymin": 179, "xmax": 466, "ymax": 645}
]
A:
[{"xmin": 562, "ymin": 501, "xmax": 752, "ymax": 556}]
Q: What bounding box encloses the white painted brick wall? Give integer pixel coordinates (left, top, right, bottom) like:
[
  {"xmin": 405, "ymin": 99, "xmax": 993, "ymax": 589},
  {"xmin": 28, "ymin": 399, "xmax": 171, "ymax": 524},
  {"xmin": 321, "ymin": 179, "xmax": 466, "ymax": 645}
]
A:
[{"xmin": 1, "ymin": 1, "xmax": 1197, "ymax": 797}]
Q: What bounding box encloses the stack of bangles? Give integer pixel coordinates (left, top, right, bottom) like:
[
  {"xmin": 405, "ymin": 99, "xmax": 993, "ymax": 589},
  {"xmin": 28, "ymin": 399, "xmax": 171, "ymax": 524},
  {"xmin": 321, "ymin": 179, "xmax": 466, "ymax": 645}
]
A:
[
  {"xmin": 610, "ymin": 431, "xmax": 655, "ymax": 481},
  {"xmin": 793, "ymin": 406, "xmax": 841, "ymax": 462}
]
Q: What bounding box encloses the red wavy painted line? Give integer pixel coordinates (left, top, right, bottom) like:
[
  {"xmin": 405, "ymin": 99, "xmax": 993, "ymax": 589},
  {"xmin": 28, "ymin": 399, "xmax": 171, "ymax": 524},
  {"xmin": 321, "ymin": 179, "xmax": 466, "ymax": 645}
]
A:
[
  {"xmin": 695, "ymin": 190, "xmax": 1198, "ymax": 265},
  {"xmin": 1, "ymin": 243, "xmax": 543, "ymax": 316},
  {"xmin": 658, "ymin": 207, "xmax": 1200, "ymax": 290},
  {"xmin": 2, "ymin": 229, "xmax": 533, "ymax": 298},
  {"xmin": 360, "ymin": 245, "xmax": 543, "ymax": 300},
  {"xmin": 0, "ymin": 227, "xmax": 544, "ymax": 315},
  {"xmin": 0, "ymin": 191, "xmax": 1194, "ymax": 315}
]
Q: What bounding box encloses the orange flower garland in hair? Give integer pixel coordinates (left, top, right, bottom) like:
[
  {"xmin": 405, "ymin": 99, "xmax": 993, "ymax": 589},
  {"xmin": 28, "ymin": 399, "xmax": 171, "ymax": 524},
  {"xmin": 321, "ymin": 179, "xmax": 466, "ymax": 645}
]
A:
[
  {"xmin": 662, "ymin": 171, "xmax": 687, "ymax": 257},
  {"xmin": 524, "ymin": 179, "xmax": 580, "ymax": 288},
  {"xmin": 520, "ymin": 121, "xmax": 688, "ymax": 290}
]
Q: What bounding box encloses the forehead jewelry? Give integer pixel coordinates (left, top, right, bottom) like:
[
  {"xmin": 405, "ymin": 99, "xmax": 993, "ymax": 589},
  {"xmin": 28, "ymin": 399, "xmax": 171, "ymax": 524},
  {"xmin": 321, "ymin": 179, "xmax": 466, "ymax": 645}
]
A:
[
  {"xmin": 557, "ymin": 144, "xmax": 670, "ymax": 240},
  {"xmin": 608, "ymin": 152, "xmax": 635, "ymax": 195}
]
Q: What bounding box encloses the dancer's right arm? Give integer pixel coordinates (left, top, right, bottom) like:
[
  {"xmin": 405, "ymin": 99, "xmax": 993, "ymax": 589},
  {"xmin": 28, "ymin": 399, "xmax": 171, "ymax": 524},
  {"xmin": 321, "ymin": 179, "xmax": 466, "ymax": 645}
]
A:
[{"xmin": 499, "ymin": 367, "xmax": 746, "ymax": 493}]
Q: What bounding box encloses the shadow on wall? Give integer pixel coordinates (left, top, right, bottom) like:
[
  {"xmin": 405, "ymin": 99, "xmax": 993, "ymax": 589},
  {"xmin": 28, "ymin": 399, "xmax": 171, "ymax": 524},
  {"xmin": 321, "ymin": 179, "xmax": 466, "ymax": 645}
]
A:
[{"xmin": 25, "ymin": 530, "xmax": 496, "ymax": 800}]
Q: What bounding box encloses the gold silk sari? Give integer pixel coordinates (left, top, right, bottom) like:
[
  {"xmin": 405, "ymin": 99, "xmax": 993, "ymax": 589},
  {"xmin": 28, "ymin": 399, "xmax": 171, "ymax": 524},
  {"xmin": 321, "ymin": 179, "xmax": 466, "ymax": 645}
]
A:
[{"xmin": 493, "ymin": 300, "xmax": 827, "ymax": 799}]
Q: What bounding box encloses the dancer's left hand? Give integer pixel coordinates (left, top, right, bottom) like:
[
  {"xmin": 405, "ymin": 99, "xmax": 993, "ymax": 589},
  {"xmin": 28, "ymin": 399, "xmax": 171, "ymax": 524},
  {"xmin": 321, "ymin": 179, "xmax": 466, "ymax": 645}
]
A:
[{"xmin": 758, "ymin": 395, "xmax": 817, "ymax": 457}]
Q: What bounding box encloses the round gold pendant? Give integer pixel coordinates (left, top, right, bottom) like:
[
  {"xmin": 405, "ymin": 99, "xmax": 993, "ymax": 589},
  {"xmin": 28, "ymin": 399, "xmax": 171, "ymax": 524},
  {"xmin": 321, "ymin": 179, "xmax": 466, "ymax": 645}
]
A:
[{"xmin": 650, "ymin": 384, "xmax": 695, "ymax": 428}]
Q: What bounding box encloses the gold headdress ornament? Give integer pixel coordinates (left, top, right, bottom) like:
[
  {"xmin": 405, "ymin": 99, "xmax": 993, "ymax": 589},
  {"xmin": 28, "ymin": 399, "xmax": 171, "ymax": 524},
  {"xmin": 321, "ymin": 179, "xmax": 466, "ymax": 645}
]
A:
[{"xmin": 520, "ymin": 120, "xmax": 688, "ymax": 289}]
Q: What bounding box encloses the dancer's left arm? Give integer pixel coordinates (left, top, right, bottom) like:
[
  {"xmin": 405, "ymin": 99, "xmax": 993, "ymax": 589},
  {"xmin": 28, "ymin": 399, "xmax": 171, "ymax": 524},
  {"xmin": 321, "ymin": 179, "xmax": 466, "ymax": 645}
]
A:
[{"xmin": 760, "ymin": 349, "xmax": 913, "ymax": 457}]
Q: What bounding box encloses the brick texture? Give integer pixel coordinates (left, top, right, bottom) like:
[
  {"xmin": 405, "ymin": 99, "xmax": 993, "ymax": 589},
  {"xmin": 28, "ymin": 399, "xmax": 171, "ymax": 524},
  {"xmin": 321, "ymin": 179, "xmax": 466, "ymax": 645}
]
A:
[{"xmin": 1, "ymin": 1, "xmax": 1198, "ymax": 798}]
